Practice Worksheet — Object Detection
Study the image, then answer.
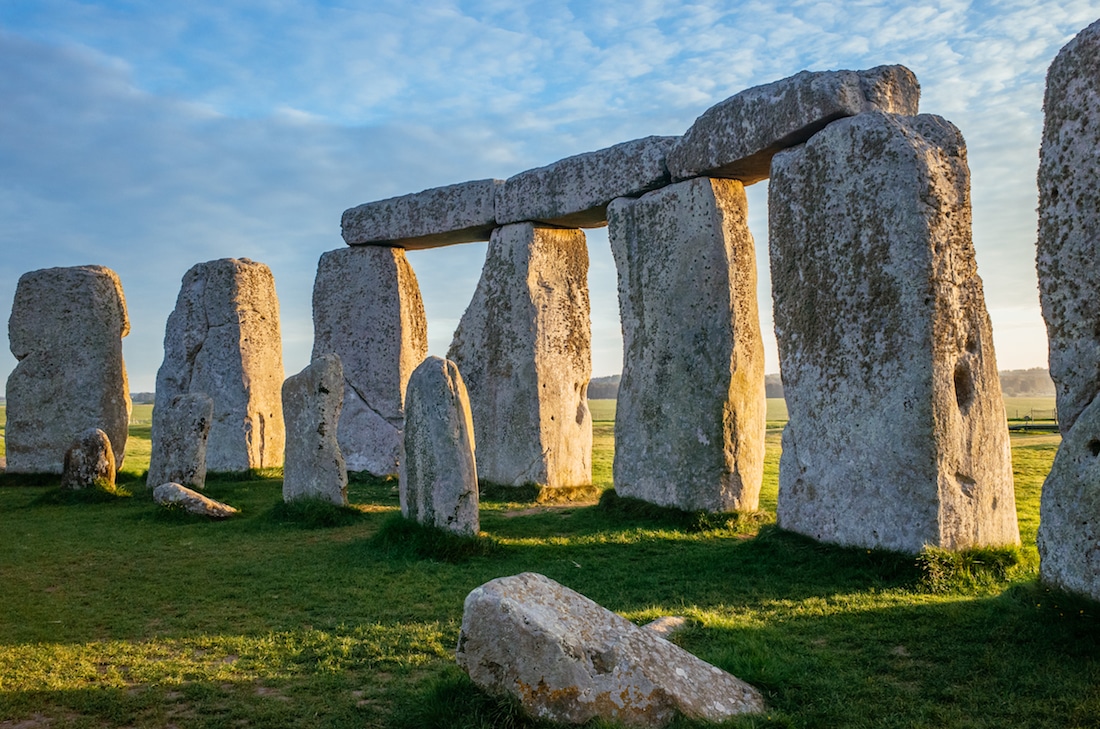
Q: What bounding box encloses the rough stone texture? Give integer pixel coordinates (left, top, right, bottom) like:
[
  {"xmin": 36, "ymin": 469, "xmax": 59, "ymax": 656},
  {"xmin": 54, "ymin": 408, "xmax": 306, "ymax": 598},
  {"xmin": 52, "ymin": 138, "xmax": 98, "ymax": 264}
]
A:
[
  {"xmin": 342, "ymin": 179, "xmax": 502, "ymax": 249},
  {"xmin": 311, "ymin": 246, "xmax": 428, "ymax": 476},
  {"xmin": 1035, "ymin": 18, "xmax": 1100, "ymax": 601},
  {"xmin": 769, "ymin": 111, "xmax": 1018, "ymax": 554},
  {"xmin": 400, "ymin": 356, "xmax": 479, "ymax": 536},
  {"xmin": 6, "ymin": 265, "xmax": 131, "ymax": 474},
  {"xmin": 642, "ymin": 616, "xmax": 687, "ymax": 639},
  {"xmin": 608, "ymin": 178, "xmax": 765, "ymax": 512},
  {"xmin": 155, "ymin": 258, "xmax": 285, "ymax": 472},
  {"xmin": 448, "ymin": 223, "xmax": 592, "ymax": 488},
  {"xmin": 147, "ymin": 393, "xmax": 213, "ymax": 490},
  {"xmin": 495, "ymin": 136, "xmax": 678, "ymax": 228},
  {"xmin": 456, "ymin": 573, "xmax": 764, "ymax": 727},
  {"xmin": 153, "ymin": 482, "xmax": 239, "ymax": 518},
  {"xmin": 282, "ymin": 354, "xmax": 348, "ymax": 506},
  {"xmin": 61, "ymin": 428, "xmax": 116, "ymax": 490},
  {"xmin": 667, "ymin": 65, "xmax": 920, "ymax": 185}
]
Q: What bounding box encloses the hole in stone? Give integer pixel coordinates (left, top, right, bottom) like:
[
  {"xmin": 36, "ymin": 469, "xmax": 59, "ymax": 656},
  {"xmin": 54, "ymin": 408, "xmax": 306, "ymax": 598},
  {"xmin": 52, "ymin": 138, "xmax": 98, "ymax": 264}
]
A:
[
  {"xmin": 953, "ymin": 361, "xmax": 974, "ymax": 411},
  {"xmin": 1089, "ymin": 439, "xmax": 1100, "ymax": 457}
]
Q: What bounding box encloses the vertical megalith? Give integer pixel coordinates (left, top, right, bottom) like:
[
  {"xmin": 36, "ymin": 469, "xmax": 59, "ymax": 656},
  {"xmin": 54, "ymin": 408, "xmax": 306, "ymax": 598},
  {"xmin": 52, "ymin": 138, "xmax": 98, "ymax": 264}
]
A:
[
  {"xmin": 311, "ymin": 246, "xmax": 428, "ymax": 476},
  {"xmin": 607, "ymin": 178, "xmax": 765, "ymax": 512},
  {"xmin": 282, "ymin": 353, "xmax": 347, "ymax": 506},
  {"xmin": 6, "ymin": 265, "xmax": 131, "ymax": 474},
  {"xmin": 448, "ymin": 223, "xmax": 592, "ymax": 489},
  {"xmin": 61, "ymin": 428, "xmax": 116, "ymax": 491},
  {"xmin": 400, "ymin": 356, "xmax": 479, "ymax": 536},
  {"xmin": 769, "ymin": 111, "xmax": 1018, "ymax": 553},
  {"xmin": 147, "ymin": 393, "xmax": 214, "ymax": 490},
  {"xmin": 1036, "ymin": 18, "xmax": 1100, "ymax": 599},
  {"xmin": 155, "ymin": 258, "xmax": 285, "ymax": 472}
]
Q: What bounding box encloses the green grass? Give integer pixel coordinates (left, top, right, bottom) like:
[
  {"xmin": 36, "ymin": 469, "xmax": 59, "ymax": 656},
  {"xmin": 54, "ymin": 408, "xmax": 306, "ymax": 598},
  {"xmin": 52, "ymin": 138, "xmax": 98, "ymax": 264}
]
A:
[{"xmin": 0, "ymin": 403, "xmax": 1096, "ymax": 728}]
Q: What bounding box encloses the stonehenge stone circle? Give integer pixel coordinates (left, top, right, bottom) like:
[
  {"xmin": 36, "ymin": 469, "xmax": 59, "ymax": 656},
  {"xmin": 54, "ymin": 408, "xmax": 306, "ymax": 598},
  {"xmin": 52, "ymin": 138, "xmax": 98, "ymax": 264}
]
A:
[
  {"xmin": 448, "ymin": 222, "xmax": 592, "ymax": 489},
  {"xmin": 61, "ymin": 428, "xmax": 116, "ymax": 491},
  {"xmin": 769, "ymin": 111, "xmax": 1018, "ymax": 554},
  {"xmin": 456, "ymin": 572, "xmax": 764, "ymax": 728},
  {"xmin": 6, "ymin": 265, "xmax": 131, "ymax": 474},
  {"xmin": 311, "ymin": 246, "xmax": 428, "ymax": 476},
  {"xmin": 147, "ymin": 392, "xmax": 213, "ymax": 490},
  {"xmin": 1036, "ymin": 18, "xmax": 1100, "ymax": 600},
  {"xmin": 153, "ymin": 482, "xmax": 239, "ymax": 519},
  {"xmin": 155, "ymin": 258, "xmax": 285, "ymax": 472},
  {"xmin": 608, "ymin": 177, "xmax": 765, "ymax": 512},
  {"xmin": 400, "ymin": 356, "xmax": 479, "ymax": 536},
  {"xmin": 281, "ymin": 354, "xmax": 348, "ymax": 506}
]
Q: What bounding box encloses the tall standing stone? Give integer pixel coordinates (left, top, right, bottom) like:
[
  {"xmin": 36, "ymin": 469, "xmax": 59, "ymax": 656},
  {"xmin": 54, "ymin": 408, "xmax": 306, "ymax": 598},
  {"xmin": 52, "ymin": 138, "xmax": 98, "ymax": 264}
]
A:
[
  {"xmin": 448, "ymin": 223, "xmax": 592, "ymax": 489},
  {"xmin": 311, "ymin": 246, "xmax": 428, "ymax": 476},
  {"xmin": 769, "ymin": 111, "xmax": 1018, "ymax": 553},
  {"xmin": 6, "ymin": 265, "xmax": 131, "ymax": 474},
  {"xmin": 155, "ymin": 258, "xmax": 285, "ymax": 472},
  {"xmin": 1036, "ymin": 18, "xmax": 1100, "ymax": 599},
  {"xmin": 147, "ymin": 393, "xmax": 214, "ymax": 490},
  {"xmin": 282, "ymin": 354, "xmax": 347, "ymax": 506},
  {"xmin": 608, "ymin": 178, "xmax": 765, "ymax": 512},
  {"xmin": 401, "ymin": 356, "xmax": 479, "ymax": 536}
]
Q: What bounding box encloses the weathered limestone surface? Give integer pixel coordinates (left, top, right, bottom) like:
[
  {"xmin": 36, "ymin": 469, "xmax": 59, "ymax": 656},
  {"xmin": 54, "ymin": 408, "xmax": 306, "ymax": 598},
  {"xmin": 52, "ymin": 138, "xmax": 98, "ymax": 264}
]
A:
[
  {"xmin": 495, "ymin": 136, "xmax": 678, "ymax": 228},
  {"xmin": 61, "ymin": 428, "xmax": 116, "ymax": 491},
  {"xmin": 1036, "ymin": 18, "xmax": 1100, "ymax": 601},
  {"xmin": 448, "ymin": 223, "xmax": 592, "ymax": 488},
  {"xmin": 155, "ymin": 258, "xmax": 285, "ymax": 472},
  {"xmin": 456, "ymin": 573, "xmax": 764, "ymax": 728},
  {"xmin": 6, "ymin": 265, "xmax": 131, "ymax": 474},
  {"xmin": 282, "ymin": 354, "xmax": 348, "ymax": 506},
  {"xmin": 400, "ymin": 356, "xmax": 479, "ymax": 536},
  {"xmin": 147, "ymin": 393, "xmax": 213, "ymax": 490},
  {"xmin": 667, "ymin": 65, "xmax": 921, "ymax": 185},
  {"xmin": 153, "ymin": 482, "xmax": 239, "ymax": 518},
  {"xmin": 311, "ymin": 246, "xmax": 428, "ymax": 476},
  {"xmin": 769, "ymin": 111, "xmax": 1018, "ymax": 553},
  {"xmin": 341, "ymin": 179, "xmax": 502, "ymax": 249},
  {"xmin": 608, "ymin": 178, "xmax": 765, "ymax": 512}
]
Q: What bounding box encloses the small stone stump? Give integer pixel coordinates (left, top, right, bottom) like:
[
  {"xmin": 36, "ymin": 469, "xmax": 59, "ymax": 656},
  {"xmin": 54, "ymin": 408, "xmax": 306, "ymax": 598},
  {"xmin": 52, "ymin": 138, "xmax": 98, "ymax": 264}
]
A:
[
  {"xmin": 153, "ymin": 482, "xmax": 239, "ymax": 518},
  {"xmin": 147, "ymin": 393, "xmax": 213, "ymax": 490},
  {"xmin": 400, "ymin": 356, "xmax": 479, "ymax": 536},
  {"xmin": 61, "ymin": 428, "xmax": 116, "ymax": 491},
  {"xmin": 282, "ymin": 354, "xmax": 347, "ymax": 506}
]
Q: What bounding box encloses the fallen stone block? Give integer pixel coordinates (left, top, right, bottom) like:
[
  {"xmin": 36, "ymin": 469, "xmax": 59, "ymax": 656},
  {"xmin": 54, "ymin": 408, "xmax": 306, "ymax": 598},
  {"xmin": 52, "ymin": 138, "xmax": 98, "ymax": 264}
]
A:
[
  {"xmin": 61, "ymin": 428, "xmax": 116, "ymax": 491},
  {"xmin": 282, "ymin": 354, "xmax": 348, "ymax": 506},
  {"xmin": 153, "ymin": 482, "xmax": 239, "ymax": 518},
  {"xmin": 147, "ymin": 392, "xmax": 213, "ymax": 490}
]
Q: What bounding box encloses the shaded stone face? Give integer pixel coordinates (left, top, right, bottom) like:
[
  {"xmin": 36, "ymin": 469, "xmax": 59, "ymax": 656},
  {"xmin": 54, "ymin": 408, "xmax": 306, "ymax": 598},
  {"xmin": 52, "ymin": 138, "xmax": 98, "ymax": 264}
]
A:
[
  {"xmin": 61, "ymin": 428, "xmax": 116, "ymax": 491},
  {"xmin": 155, "ymin": 258, "xmax": 285, "ymax": 472},
  {"xmin": 147, "ymin": 392, "xmax": 213, "ymax": 490},
  {"xmin": 311, "ymin": 246, "xmax": 428, "ymax": 477},
  {"xmin": 6, "ymin": 265, "xmax": 131, "ymax": 474},
  {"xmin": 282, "ymin": 354, "xmax": 347, "ymax": 506},
  {"xmin": 448, "ymin": 223, "xmax": 592, "ymax": 489},
  {"xmin": 769, "ymin": 111, "xmax": 1018, "ymax": 554},
  {"xmin": 400, "ymin": 356, "xmax": 479, "ymax": 536},
  {"xmin": 608, "ymin": 177, "xmax": 765, "ymax": 513}
]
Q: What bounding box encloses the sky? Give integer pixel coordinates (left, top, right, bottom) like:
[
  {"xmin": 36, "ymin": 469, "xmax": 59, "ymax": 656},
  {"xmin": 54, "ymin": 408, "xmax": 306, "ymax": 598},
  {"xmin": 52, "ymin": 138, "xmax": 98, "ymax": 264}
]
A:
[{"xmin": 1, "ymin": 1, "xmax": 1097, "ymax": 392}]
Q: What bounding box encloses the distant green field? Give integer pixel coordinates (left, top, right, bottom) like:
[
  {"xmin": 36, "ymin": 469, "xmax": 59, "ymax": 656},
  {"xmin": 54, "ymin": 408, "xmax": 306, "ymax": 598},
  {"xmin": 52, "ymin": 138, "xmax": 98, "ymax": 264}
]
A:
[{"xmin": 588, "ymin": 398, "xmax": 789, "ymax": 425}]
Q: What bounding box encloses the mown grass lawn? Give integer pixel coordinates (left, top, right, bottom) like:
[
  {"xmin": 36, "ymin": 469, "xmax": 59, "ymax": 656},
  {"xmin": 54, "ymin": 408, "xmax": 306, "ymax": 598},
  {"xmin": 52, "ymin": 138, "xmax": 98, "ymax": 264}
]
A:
[{"xmin": 0, "ymin": 399, "xmax": 1097, "ymax": 728}]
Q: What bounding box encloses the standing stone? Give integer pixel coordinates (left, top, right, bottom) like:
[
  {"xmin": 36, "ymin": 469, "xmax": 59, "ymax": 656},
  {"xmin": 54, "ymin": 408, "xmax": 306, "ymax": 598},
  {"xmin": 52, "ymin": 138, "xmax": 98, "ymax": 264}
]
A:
[
  {"xmin": 61, "ymin": 428, "xmax": 116, "ymax": 491},
  {"xmin": 282, "ymin": 354, "xmax": 347, "ymax": 506},
  {"xmin": 311, "ymin": 247, "xmax": 428, "ymax": 476},
  {"xmin": 608, "ymin": 178, "xmax": 765, "ymax": 512},
  {"xmin": 6, "ymin": 265, "xmax": 131, "ymax": 474},
  {"xmin": 448, "ymin": 223, "xmax": 592, "ymax": 488},
  {"xmin": 154, "ymin": 258, "xmax": 285, "ymax": 472},
  {"xmin": 400, "ymin": 356, "xmax": 479, "ymax": 536},
  {"xmin": 1036, "ymin": 18, "xmax": 1100, "ymax": 600},
  {"xmin": 147, "ymin": 393, "xmax": 214, "ymax": 490},
  {"xmin": 769, "ymin": 111, "xmax": 1018, "ymax": 553}
]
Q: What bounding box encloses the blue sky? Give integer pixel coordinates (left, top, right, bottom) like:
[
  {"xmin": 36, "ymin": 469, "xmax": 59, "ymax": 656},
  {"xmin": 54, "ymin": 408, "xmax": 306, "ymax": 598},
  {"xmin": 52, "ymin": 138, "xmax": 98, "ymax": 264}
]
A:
[{"xmin": 1, "ymin": 0, "xmax": 1096, "ymax": 391}]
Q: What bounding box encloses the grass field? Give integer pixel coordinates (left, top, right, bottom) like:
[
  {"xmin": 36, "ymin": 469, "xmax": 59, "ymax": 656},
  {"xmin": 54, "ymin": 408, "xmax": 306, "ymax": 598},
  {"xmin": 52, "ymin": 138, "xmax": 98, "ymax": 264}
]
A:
[{"xmin": 1, "ymin": 397, "xmax": 1096, "ymax": 728}]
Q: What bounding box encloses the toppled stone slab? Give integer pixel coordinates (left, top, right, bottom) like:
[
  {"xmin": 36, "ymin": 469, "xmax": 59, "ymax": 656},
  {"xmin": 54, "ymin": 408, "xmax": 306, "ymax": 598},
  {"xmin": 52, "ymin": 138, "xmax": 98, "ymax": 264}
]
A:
[
  {"xmin": 495, "ymin": 136, "xmax": 677, "ymax": 228},
  {"xmin": 147, "ymin": 392, "xmax": 213, "ymax": 490},
  {"xmin": 312, "ymin": 246, "xmax": 428, "ymax": 476},
  {"xmin": 400, "ymin": 356, "xmax": 479, "ymax": 536},
  {"xmin": 153, "ymin": 482, "xmax": 239, "ymax": 518},
  {"xmin": 769, "ymin": 112, "xmax": 1018, "ymax": 553},
  {"xmin": 342, "ymin": 179, "xmax": 502, "ymax": 249},
  {"xmin": 155, "ymin": 258, "xmax": 285, "ymax": 472},
  {"xmin": 609, "ymin": 177, "xmax": 765, "ymax": 512},
  {"xmin": 6, "ymin": 265, "xmax": 131, "ymax": 474},
  {"xmin": 456, "ymin": 573, "xmax": 764, "ymax": 727},
  {"xmin": 448, "ymin": 223, "xmax": 592, "ymax": 488},
  {"xmin": 61, "ymin": 428, "xmax": 116, "ymax": 491},
  {"xmin": 282, "ymin": 354, "xmax": 348, "ymax": 506},
  {"xmin": 667, "ymin": 65, "xmax": 920, "ymax": 184}
]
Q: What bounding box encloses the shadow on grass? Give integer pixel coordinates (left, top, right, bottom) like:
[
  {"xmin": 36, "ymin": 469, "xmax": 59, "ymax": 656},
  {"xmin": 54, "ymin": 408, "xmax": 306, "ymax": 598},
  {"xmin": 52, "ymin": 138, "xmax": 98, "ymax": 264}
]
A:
[
  {"xmin": 266, "ymin": 496, "xmax": 366, "ymax": 529},
  {"xmin": 368, "ymin": 514, "xmax": 502, "ymax": 563},
  {"xmin": 30, "ymin": 483, "xmax": 132, "ymax": 505}
]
